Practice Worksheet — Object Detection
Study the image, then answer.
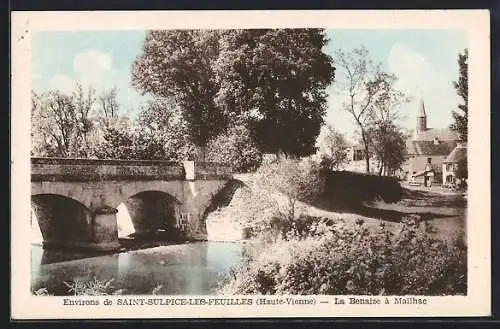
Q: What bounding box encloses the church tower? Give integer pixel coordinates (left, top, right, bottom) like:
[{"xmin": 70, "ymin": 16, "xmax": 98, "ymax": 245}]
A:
[{"xmin": 416, "ymin": 98, "xmax": 427, "ymax": 132}]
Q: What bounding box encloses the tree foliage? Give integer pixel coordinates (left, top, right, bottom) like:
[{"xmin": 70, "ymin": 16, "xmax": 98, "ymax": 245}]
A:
[
  {"xmin": 366, "ymin": 120, "xmax": 407, "ymax": 176},
  {"xmin": 214, "ymin": 29, "xmax": 335, "ymax": 156},
  {"xmin": 456, "ymin": 157, "xmax": 468, "ymax": 180},
  {"xmin": 206, "ymin": 125, "xmax": 262, "ymax": 173},
  {"xmin": 256, "ymin": 158, "xmax": 325, "ymax": 222},
  {"xmin": 97, "ymin": 86, "xmax": 120, "ymax": 128},
  {"xmin": 31, "ymin": 86, "xmax": 97, "ymax": 158},
  {"xmin": 316, "ymin": 124, "xmax": 350, "ymax": 170},
  {"xmin": 132, "ymin": 29, "xmax": 335, "ymax": 157},
  {"xmin": 135, "ymin": 98, "xmax": 196, "ymax": 160},
  {"xmin": 450, "ymin": 49, "xmax": 468, "ymax": 142},
  {"xmin": 334, "ymin": 46, "xmax": 407, "ymax": 173},
  {"xmin": 132, "ymin": 30, "xmax": 225, "ymax": 148},
  {"xmin": 31, "ymin": 83, "xmax": 135, "ymax": 159},
  {"xmin": 93, "ymin": 125, "xmax": 168, "ymax": 160}
]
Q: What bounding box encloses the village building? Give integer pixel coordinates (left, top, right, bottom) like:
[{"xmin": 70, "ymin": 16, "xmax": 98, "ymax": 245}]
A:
[
  {"xmin": 321, "ymin": 98, "xmax": 466, "ymax": 185},
  {"xmin": 442, "ymin": 142, "xmax": 467, "ymax": 185},
  {"xmin": 341, "ymin": 98, "xmax": 464, "ymax": 184},
  {"xmin": 402, "ymin": 99, "xmax": 460, "ymax": 185}
]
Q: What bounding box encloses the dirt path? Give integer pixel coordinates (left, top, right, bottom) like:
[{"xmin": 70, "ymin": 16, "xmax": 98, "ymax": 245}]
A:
[{"xmin": 306, "ymin": 187, "xmax": 467, "ymax": 244}]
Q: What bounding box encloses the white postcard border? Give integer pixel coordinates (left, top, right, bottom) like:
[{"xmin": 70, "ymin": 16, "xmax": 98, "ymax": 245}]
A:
[{"xmin": 10, "ymin": 9, "xmax": 491, "ymax": 319}]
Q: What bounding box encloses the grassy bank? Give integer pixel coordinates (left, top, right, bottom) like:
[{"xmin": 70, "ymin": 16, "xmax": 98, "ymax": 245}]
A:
[{"xmin": 216, "ymin": 158, "xmax": 467, "ymax": 295}]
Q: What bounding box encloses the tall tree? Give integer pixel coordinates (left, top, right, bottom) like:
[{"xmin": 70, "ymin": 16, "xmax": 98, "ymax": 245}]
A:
[
  {"xmin": 366, "ymin": 120, "xmax": 406, "ymax": 176},
  {"xmin": 131, "ymin": 30, "xmax": 225, "ymax": 153},
  {"xmin": 132, "ymin": 29, "xmax": 335, "ymax": 158},
  {"xmin": 32, "ymin": 84, "xmax": 117, "ymax": 158},
  {"xmin": 215, "ymin": 29, "xmax": 335, "ymax": 157},
  {"xmin": 334, "ymin": 46, "xmax": 406, "ymax": 173},
  {"xmin": 97, "ymin": 86, "xmax": 120, "ymax": 127},
  {"xmin": 32, "ymin": 90, "xmax": 78, "ymax": 157},
  {"xmin": 450, "ymin": 49, "xmax": 468, "ymax": 142},
  {"xmin": 72, "ymin": 83, "xmax": 96, "ymax": 157}
]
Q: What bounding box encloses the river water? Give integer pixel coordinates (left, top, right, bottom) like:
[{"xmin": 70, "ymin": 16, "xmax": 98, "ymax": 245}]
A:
[{"xmin": 31, "ymin": 242, "xmax": 246, "ymax": 296}]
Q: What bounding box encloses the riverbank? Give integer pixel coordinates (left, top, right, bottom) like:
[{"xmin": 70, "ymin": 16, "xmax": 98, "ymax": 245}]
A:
[
  {"xmin": 33, "ymin": 238, "xmax": 211, "ymax": 265},
  {"xmin": 207, "ymin": 173, "xmax": 466, "ymax": 245},
  {"xmin": 212, "ymin": 166, "xmax": 467, "ymax": 295}
]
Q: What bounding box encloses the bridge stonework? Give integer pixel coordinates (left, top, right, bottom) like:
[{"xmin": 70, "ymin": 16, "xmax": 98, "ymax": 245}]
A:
[{"xmin": 31, "ymin": 158, "xmax": 232, "ymax": 251}]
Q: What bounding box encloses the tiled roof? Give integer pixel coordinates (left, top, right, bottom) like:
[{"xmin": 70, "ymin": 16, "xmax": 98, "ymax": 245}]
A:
[
  {"xmin": 444, "ymin": 145, "xmax": 467, "ymax": 163},
  {"xmin": 407, "ymin": 139, "xmax": 457, "ymax": 156},
  {"xmin": 406, "ymin": 127, "xmax": 459, "ymax": 156},
  {"xmin": 415, "ymin": 128, "xmax": 459, "ymax": 141}
]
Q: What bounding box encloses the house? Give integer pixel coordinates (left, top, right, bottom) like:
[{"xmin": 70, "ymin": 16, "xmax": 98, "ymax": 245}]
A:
[
  {"xmin": 345, "ymin": 143, "xmax": 365, "ymax": 162},
  {"xmin": 402, "ymin": 98, "xmax": 459, "ymax": 184},
  {"xmin": 442, "ymin": 143, "xmax": 467, "ymax": 185},
  {"xmin": 343, "ymin": 143, "xmax": 380, "ymax": 174}
]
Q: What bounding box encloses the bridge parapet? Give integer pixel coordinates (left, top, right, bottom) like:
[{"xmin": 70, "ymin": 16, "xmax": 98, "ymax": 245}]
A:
[
  {"xmin": 193, "ymin": 161, "xmax": 232, "ymax": 180},
  {"xmin": 31, "ymin": 158, "xmax": 232, "ymax": 182}
]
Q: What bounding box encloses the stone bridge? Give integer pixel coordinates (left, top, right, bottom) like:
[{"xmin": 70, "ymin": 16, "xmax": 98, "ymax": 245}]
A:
[{"xmin": 30, "ymin": 158, "xmax": 232, "ymax": 251}]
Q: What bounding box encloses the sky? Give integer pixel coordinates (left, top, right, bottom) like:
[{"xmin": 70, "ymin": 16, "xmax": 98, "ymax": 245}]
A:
[{"xmin": 31, "ymin": 29, "xmax": 467, "ymax": 141}]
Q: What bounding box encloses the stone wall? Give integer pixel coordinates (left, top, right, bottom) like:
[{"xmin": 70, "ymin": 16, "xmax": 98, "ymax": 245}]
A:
[
  {"xmin": 31, "ymin": 158, "xmax": 231, "ymax": 182},
  {"xmin": 31, "ymin": 158, "xmax": 184, "ymax": 182}
]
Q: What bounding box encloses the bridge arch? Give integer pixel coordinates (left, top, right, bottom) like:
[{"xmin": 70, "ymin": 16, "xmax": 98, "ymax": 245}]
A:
[
  {"xmin": 31, "ymin": 158, "xmax": 233, "ymax": 246},
  {"xmin": 117, "ymin": 190, "xmax": 183, "ymax": 241},
  {"xmin": 31, "ymin": 194, "xmax": 94, "ymax": 250}
]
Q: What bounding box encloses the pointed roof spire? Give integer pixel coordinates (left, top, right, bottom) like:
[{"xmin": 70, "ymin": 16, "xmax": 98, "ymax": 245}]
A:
[{"xmin": 418, "ymin": 98, "xmax": 426, "ymax": 117}]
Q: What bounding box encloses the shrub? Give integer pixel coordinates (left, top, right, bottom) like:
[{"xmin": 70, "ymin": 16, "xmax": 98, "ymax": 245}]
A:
[
  {"xmin": 63, "ymin": 277, "xmax": 116, "ymax": 296},
  {"xmin": 256, "ymin": 159, "xmax": 402, "ymax": 213},
  {"xmin": 206, "ymin": 125, "xmax": 262, "ymax": 173},
  {"xmin": 316, "ymin": 124, "xmax": 350, "ymax": 170},
  {"xmin": 223, "ymin": 217, "xmax": 467, "ymax": 295},
  {"xmin": 255, "ymin": 157, "xmax": 325, "ymax": 220},
  {"xmin": 33, "ymin": 288, "xmax": 51, "ymax": 296},
  {"xmin": 316, "ymin": 170, "xmax": 403, "ymax": 210},
  {"xmin": 34, "ymin": 280, "xmax": 167, "ymax": 296}
]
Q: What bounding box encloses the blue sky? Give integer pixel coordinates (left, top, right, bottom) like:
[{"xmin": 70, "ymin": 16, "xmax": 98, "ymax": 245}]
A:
[{"xmin": 31, "ymin": 29, "xmax": 467, "ymax": 140}]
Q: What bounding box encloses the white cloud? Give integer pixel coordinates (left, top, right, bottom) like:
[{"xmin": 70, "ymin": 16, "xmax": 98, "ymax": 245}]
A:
[
  {"xmin": 50, "ymin": 74, "xmax": 76, "ymax": 95},
  {"xmin": 46, "ymin": 49, "xmax": 118, "ymax": 96},
  {"xmin": 387, "ymin": 44, "xmax": 459, "ymax": 129},
  {"xmin": 73, "ymin": 49, "xmax": 117, "ymax": 89}
]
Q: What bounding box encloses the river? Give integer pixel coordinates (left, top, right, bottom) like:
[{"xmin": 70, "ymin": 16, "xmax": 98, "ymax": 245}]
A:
[{"xmin": 31, "ymin": 242, "xmax": 247, "ymax": 296}]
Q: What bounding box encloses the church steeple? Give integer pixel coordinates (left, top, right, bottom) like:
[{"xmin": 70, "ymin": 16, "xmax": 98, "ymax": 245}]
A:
[{"xmin": 417, "ymin": 98, "xmax": 427, "ymax": 132}]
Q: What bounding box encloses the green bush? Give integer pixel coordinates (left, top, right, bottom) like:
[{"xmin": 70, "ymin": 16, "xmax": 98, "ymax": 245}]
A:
[
  {"xmin": 223, "ymin": 217, "xmax": 467, "ymax": 295},
  {"xmin": 206, "ymin": 125, "xmax": 262, "ymax": 173}
]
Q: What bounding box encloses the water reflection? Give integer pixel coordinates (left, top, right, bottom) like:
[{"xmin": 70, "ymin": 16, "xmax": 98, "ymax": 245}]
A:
[{"xmin": 31, "ymin": 242, "xmax": 245, "ymax": 295}]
